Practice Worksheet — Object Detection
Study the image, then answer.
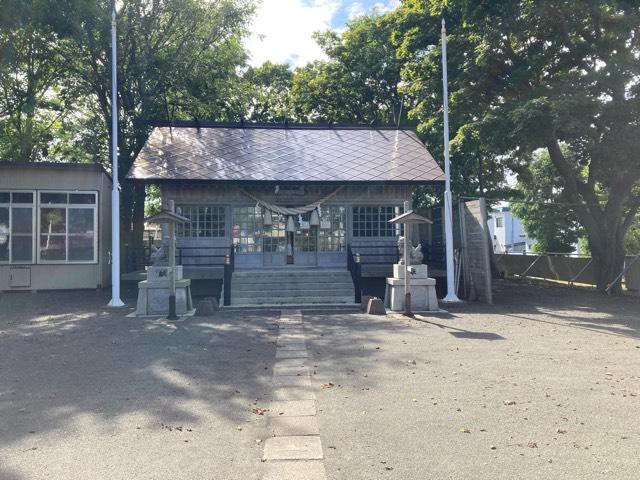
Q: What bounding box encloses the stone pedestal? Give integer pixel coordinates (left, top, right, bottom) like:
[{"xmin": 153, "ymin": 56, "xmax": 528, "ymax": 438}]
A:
[
  {"xmin": 385, "ymin": 264, "xmax": 439, "ymax": 312},
  {"xmin": 134, "ymin": 266, "xmax": 194, "ymax": 316}
]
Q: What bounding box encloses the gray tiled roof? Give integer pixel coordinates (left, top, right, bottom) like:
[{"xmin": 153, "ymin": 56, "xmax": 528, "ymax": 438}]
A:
[{"xmin": 126, "ymin": 126, "xmax": 444, "ymax": 183}]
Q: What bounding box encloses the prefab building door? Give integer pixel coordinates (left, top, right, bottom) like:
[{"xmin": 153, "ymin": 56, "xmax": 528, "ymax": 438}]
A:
[
  {"xmin": 292, "ymin": 212, "xmax": 318, "ymax": 266},
  {"xmin": 262, "ymin": 214, "xmax": 287, "ymax": 266}
]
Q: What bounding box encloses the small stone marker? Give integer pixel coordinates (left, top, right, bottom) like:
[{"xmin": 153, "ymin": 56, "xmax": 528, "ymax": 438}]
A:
[
  {"xmin": 262, "ymin": 436, "xmax": 323, "ymax": 461},
  {"xmin": 361, "ymin": 295, "xmax": 374, "ymax": 311},
  {"xmin": 195, "ymin": 299, "xmax": 217, "ymax": 316},
  {"xmin": 366, "ymin": 297, "xmax": 386, "ymax": 315}
]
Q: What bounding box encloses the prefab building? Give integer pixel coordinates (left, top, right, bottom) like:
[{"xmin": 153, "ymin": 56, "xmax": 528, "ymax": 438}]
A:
[
  {"xmin": 127, "ymin": 122, "xmax": 445, "ymax": 306},
  {"xmin": 0, "ymin": 162, "xmax": 112, "ymax": 291}
]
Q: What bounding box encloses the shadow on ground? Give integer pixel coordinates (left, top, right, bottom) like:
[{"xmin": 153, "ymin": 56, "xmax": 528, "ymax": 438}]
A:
[
  {"xmin": 445, "ymin": 279, "xmax": 640, "ymax": 339},
  {"xmin": 0, "ymin": 290, "xmax": 279, "ymax": 479}
]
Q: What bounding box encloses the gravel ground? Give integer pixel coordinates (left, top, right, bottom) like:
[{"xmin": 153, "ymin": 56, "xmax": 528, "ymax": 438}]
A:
[
  {"xmin": 0, "ymin": 291, "xmax": 278, "ymax": 480},
  {"xmin": 0, "ymin": 281, "xmax": 638, "ymax": 480},
  {"xmin": 306, "ymin": 280, "xmax": 640, "ymax": 480}
]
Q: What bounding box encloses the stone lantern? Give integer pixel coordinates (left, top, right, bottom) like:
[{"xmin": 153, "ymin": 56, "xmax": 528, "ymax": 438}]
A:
[
  {"xmin": 134, "ymin": 201, "xmax": 193, "ymax": 319},
  {"xmin": 387, "ymin": 201, "xmax": 438, "ymax": 316}
]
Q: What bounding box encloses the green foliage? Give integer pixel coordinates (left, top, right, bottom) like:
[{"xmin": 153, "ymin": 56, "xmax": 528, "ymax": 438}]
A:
[
  {"xmin": 144, "ymin": 185, "xmax": 162, "ymax": 217},
  {"xmin": 242, "ymin": 62, "xmax": 293, "ymax": 122},
  {"xmin": 626, "ymin": 217, "xmax": 640, "ymax": 255},
  {"xmin": 0, "ymin": 0, "xmax": 82, "ymax": 162},
  {"xmin": 290, "ymin": 14, "xmax": 404, "ymax": 124},
  {"xmin": 511, "ymin": 150, "xmax": 583, "ymax": 253},
  {"xmin": 389, "ymin": 0, "xmax": 640, "ymax": 289}
]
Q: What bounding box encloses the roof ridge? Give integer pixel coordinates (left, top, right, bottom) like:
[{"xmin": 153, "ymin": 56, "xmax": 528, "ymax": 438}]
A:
[{"xmin": 147, "ymin": 119, "xmax": 417, "ymax": 131}]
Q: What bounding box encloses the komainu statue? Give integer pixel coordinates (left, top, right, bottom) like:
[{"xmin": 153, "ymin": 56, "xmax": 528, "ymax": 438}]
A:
[
  {"xmin": 150, "ymin": 243, "xmax": 169, "ymax": 266},
  {"xmin": 397, "ymin": 236, "xmax": 423, "ymax": 265}
]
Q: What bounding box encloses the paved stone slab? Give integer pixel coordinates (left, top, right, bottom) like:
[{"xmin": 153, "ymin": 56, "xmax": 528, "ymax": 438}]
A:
[
  {"xmin": 276, "ymin": 315, "xmax": 302, "ymax": 325},
  {"xmin": 276, "ymin": 349, "xmax": 308, "ymax": 359},
  {"xmin": 277, "ymin": 335, "xmax": 306, "ymax": 345},
  {"xmin": 277, "ymin": 342, "xmax": 307, "ymax": 350},
  {"xmin": 270, "ymin": 415, "xmax": 320, "ymax": 436},
  {"xmin": 278, "ymin": 324, "xmax": 304, "ymax": 330},
  {"xmin": 271, "ymin": 387, "xmax": 316, "ymax": 401},
  {"xmin": 274, "ymin": 358, "xmax": 309, "ymax": 368},
  {"xmin": 277, "ymin": 318, "xmax": 302, "ymax": 325},
  {"xmin": 274, "ymin": 365, "xmax": 310, "ymax": 376},
  {"xmin": 262, "ymin": 436, "xmax": 323, "ymax": 461},
  {"xmin": 268, "ymin": 400, "xmax": 316, "ymax": 417},
  {"xmin": 273, "ymin": 374, "xmax": 311, "ymax": 387},
  {"xmin": 263, "ymin": 461, "xmax": 327, "ymax": 480},
  {"xmin": 278, "ymin": 329, "xmax": 305, "ymax": 335}
]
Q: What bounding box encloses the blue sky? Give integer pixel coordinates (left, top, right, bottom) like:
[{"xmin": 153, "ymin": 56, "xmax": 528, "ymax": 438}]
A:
[{"xmin": 244, "ymin": 0, "xmax": 401, "ymax": 67}]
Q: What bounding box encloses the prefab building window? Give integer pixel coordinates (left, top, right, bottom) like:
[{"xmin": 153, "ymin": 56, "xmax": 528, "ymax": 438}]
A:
[
  {"xmin": 319, "ymin": 206, "xmax": 346, "ymax": 251},
  {"xmin": 38, "ymin": 192, "xmax": 97, "ymax": 263},
  {"xmin": 0, "ymin": 191, "xmax": 35, "ymax": 263},
  {"xmin": 352, "ymin": 206, "xmax": 401, "ymax": 238},
  {"xmin": 232, "ymin": 206, "xmax": 262, "ymax": 253},
  {"xmin": 176, "ymin": 205, "xmax": 225, "ymax": 238}
]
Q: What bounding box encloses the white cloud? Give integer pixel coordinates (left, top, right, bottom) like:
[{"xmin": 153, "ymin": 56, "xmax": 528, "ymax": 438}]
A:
[
  {"xmin": 349, "ymin": 0, "xmax": 399, "ymax": 19},
  {"xmin": 245, "ymin": 0, "xmax": 341, "ymax": 67},
  {"xmin": 347, "ymin": 2, "xmax": 366, "ymax": 20},
  {"xmin": 373, "ymin": 0, "xmax": 400, "ymax": 13}
]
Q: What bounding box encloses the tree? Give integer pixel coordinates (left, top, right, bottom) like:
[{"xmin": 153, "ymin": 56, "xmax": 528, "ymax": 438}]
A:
[
  {"xmin": 67, "ymin": 0, "xmax": 254, "ymax": 251},
  {"xmin": 511, "ymin": 150, "xmax": 583, "ymax": 253},
  {"xmin": 0, "ymin": 0, "xmax": 82, "ymax": 162},
  {"xmin": 290, "ymin": 14, "xmax": 405, "ymax": 124},
  {"xmin": 241, "ymin": 62, "xmax": 293, "ymax": 122},
  {"xmin": 626, "ymin": 215, "xmax": 640, "ymax": 255},
  {"xmin": 391, "ymin": 0, "xmax": 640, "ymax": 292}
]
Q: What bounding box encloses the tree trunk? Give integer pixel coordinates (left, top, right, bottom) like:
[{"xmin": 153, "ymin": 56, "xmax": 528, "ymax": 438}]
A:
[
  {"xmin": 545, "ymin": 139, "xmax": 635, "ymax": 294},
  {"xmin": 132, "ymin": 182, "xmax": 146, "ymax": 256},
  {"xmin": 588, "ymin": 222, "xmax": 627, "ymax": 294}
]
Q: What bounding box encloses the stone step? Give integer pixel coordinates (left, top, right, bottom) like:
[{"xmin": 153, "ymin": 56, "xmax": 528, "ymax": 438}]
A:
[
  {"xmin": 229, "ymin": 269, "xmax": 355, "ymax": 306},
  {"xmin": 232, "ymin": 274, "xmax": 352, "ymax": 283},
  {"xmin": 230, "ymin": 296, "xmax": 355, "ymax": 306},
  {"xmin": 232, "ymin": 289, "xmax": 353, "ymax": 298},
  {"xmin": 231, "ymin": 283, "xmax": 354, "ymax": 291}
]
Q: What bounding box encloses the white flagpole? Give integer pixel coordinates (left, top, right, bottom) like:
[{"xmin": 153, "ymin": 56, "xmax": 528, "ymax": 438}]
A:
[
  {"xmin": 441, "ymin": 18, "xmax": 460, "ymax": 303},
  {"xmin": 108, "ymin": 3, "xmax": 124, "ymax": 307}
]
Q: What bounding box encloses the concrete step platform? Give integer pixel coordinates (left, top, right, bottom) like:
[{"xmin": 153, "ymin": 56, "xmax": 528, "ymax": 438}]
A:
[{"xmin": 229, "ymin": 269, "xmax": 355, "ymax": 307}]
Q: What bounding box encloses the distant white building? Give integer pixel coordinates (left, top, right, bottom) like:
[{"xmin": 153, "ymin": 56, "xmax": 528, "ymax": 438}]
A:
[{"xmin": 488, "ymin": 204, "xmax": 534, "ymax": 253}]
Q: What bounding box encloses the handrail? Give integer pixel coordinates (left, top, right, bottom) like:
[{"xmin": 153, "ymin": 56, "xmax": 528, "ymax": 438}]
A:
[
  {"xmin": 605, "ymin": 255, "xmax": 639, "ymax": 294},
  {"xmin": 223, "ymin": 244, "xmax": 235, "ymax": 306},
  {"xmin": 347, "ymin": 244, "xmax": 362, "ymax": 303},
  {"xmin": 350, "ymin": 243, "xmax": 400, "ymax": 264}
]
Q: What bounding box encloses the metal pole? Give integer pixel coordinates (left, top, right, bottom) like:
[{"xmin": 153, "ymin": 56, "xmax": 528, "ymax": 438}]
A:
[
  {"xmin": 108, "ymin": 4, "xmax": 124, "ymax": 308},
  {"xmin": 605, "ymin": 255, "xmax": 639, "ymax": 294},
  {"xmin": 404, "ymin": 201, "xmax": 412, "ymax": 316},
  {"xmin": 569, "ymin": 258, "xmax": 593, "ymax": 286},
  {"xmin": 167, "ymin": 200, "xmax": 178, "ymax": 319},
  {"xmin": 519, "ymin": 254, "xmax": 543, "ymax": 278},
  {"xmin": 441, "ymin": 18, "xmax": 460, "ymax": 303}
]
